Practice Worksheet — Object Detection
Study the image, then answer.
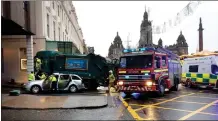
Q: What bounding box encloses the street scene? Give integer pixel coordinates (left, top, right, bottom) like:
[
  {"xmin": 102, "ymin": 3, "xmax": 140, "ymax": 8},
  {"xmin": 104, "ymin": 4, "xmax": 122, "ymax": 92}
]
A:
[{"xmin": 1, "ymin": 1, "xmax": 218, "ymax": 121}]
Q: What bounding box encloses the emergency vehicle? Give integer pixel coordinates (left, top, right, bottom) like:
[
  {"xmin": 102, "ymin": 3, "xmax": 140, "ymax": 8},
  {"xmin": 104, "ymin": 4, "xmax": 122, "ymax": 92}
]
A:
[
  {"xmin": 181, "ymin": 54, "xmax": 218, "ymax": 89},
  {"xmin": 117, "ymin": 47, "xmax": 181, "ymax": 96}
]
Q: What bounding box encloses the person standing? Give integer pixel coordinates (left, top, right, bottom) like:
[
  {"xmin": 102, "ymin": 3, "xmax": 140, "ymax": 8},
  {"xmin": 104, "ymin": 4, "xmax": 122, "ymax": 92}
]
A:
[
  {"xmin": 49, "ymin": 75, "xmax": 57, "ymax": 92},
  {"xmin": 107, "ymin": 70, "xmax": 115, "ymax": 93},
  {"xmin": 28, "ymin": 71, "xmax": 35, "ymax": 82}
]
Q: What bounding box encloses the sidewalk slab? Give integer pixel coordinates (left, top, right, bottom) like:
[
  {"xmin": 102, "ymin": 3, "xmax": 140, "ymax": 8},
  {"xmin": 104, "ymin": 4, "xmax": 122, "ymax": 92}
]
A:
[{"xmin": 1, "ymin": 94, "xmax": 108, "ymax": 109}]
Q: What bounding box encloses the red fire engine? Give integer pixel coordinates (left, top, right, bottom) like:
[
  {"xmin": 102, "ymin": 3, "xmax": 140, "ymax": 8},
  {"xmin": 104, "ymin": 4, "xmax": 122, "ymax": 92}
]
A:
[{"xmin": 117, "ymin": 47, "xmax": 181, "ymax": 96}]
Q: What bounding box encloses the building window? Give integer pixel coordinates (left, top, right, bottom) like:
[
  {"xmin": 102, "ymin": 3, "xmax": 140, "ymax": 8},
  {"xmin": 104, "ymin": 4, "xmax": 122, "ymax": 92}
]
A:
[
  {"xmin": 63, "ymin": 32, "xmax": 64, "ymax": 41},
  {"xmin": 1, "ymin": 48, "xmax": 4, "ymax": 73},
  {"xmin": 58, "ymin": 27, "xmax": 60, "ymax": 41},
  {"xmin": 20, "ymin": 48, "xmax": 27, "ymax": 71},
  {"xmin": 162, "ymin": 56, "xmax": 167, "ymax": 67},
  {"xmin": 58, "ymin": 5, "xmax": 59, "ymax": 16},
  {"xmin": 52, "ymin": 1, "xmax": 54, "ymax": 9},
  {"xmin": 47, "ymin": 14, "xmax": 49, "ymax": 37},
  {"xmin": 23, "ymin": 1, "xmax": 29, "ymax": 30},
  {"xmin": 3, "ymin": 1, "xmax": 11, "ymax": 19},
  {"xmin": 53, "ymin": 21, "xmax": 56, "ymax": 41}
]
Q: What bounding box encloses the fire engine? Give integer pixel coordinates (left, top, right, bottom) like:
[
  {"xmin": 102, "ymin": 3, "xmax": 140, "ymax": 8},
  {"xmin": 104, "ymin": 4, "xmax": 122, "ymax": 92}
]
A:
[{"xmin": 117, "ymin": 47, "xmax": 181, "ymax": 96}]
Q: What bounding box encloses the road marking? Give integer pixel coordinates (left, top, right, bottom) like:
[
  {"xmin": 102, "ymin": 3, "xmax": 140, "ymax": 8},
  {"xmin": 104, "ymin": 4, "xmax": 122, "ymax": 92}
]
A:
[
  {"xmin": 134, "ymin": 93, "xmax": 195, "ymax": 112},
  {"xmin": 153, "ymin": 98, "xmax": 218, "ymax": 105},
  {"xmin": 187, "ymin": 95, "xmax": 218, "ymax": 100},
  {"xmin": 129, "ymin": 104, "xmax": 218, "ymax": 116},
  {"xmin": 119, "ymin": 96, "xmax": 144, "ymax": 120},
  {"xmin": 179, "ymin": 100, "xmax": 218, "ymax": 120}
]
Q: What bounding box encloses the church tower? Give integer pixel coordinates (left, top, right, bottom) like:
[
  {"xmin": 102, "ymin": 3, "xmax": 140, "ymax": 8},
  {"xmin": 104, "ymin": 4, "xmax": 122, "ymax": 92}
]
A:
[
  {"xmin": 108, "ymin": 32, "xmax": 124, "ymax": 59},
  {"xmin": 138, "ymin": 6, "xmax": 153, "ymax": 48}
]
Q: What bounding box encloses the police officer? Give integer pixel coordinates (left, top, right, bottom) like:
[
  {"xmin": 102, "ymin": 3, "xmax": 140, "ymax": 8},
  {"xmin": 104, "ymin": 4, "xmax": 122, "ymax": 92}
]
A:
[
  {"xmin": 38, "ymin": 72, "xmax": 47, "ymax": 80},
  {"xmin": 107, "ymin": 70, "xmax": 115, "ymax": 93},
  {"xmin": 35, "ymin": 58, "xmax": 42, "ymax": 72},
  {"xmin": 28, "ymin": 71, "xmax": 35, "ymax": 82},
  {"xmin": 49, "ymin": 75, "xmax": 57, "ymax": 92}
]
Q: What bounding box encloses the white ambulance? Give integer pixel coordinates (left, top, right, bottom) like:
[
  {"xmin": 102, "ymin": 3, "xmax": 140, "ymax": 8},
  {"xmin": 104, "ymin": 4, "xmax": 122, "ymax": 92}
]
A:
[{"xmin": 181, "ymin": 55, "xmax": 218, "ymax": 89}]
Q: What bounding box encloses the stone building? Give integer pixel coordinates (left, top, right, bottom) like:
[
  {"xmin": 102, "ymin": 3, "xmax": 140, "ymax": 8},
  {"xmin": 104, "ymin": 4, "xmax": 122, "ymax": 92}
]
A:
[
  {"xmin": 165, "ymin": 31, "xmax": 189, "ymax": 55},
  {"xmin": 1, "ymin": 1, "xmax": 86, "ymax": 84},
  {"xmin": 108, "ymin": 32, "xmax": 124, "ymax": 59},
  {"xmin": 138, "ymin": 7, "xmax": 153, "ymax": 48},
  {"xmin": 137, "ymin": 6, "xmax": 188, "ymax": 56}
]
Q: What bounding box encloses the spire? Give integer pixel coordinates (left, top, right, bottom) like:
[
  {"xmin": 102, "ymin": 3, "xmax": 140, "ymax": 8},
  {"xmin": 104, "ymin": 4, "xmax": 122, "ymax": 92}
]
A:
[
  {"xmin": 117, "ymin": 32, "xmax": 119, "ymax": 36},
  {"xmin": 198, "ymin": 17, "xmax": 204, "ymax": 51},
  {"xmin": 143, "ymin": 5, "xmax": 148, "ymax": 20},
  {"xmin": 180, "ymin": 30, "xmax": 182, "ymax": 35}
]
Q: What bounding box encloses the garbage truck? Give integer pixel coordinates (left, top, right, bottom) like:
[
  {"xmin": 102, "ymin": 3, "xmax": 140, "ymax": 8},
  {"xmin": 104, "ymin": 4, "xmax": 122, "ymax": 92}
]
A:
[{"xmin": 34, "ymin": 51, "xmax": 116, "ymax": 90}]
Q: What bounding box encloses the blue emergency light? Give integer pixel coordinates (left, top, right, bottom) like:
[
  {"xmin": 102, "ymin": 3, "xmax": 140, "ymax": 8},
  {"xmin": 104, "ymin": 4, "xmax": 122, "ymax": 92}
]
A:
[{"xmin": 123, "ymin": 47, "xmax": 155, "ymax": 53}]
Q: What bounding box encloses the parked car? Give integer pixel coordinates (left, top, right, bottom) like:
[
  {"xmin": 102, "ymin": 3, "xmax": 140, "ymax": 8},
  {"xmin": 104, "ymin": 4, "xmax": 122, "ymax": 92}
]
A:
[{"xmin": 24, "ymin": 73, "xmax": 86, "ymax": 94}]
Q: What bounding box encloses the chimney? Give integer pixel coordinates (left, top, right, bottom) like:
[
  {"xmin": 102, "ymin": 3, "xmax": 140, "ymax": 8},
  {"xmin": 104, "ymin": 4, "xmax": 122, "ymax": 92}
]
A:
[{"xmin": 198, "ymin": 17, "xmax": 204, "ymax": 52}]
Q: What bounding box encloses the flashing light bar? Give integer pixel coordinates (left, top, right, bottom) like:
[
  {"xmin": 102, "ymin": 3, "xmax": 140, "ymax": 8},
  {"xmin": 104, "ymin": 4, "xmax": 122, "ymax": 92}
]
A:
[{"xmin": 123, "ymin": 47, "xmax": 155, "ymax": 53}]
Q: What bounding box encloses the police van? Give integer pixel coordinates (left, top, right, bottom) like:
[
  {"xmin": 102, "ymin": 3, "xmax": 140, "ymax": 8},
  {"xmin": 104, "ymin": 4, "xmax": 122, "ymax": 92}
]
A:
[{"xmin": 181, "ymin": 55, "xmax": 218, "ymax": 89}]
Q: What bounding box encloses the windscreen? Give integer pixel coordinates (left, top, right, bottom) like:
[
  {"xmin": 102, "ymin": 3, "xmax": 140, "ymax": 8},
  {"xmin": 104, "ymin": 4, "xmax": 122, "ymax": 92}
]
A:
[{"xmin": 120, "ymin": 55, "xmax": 153, "ymax": 68}]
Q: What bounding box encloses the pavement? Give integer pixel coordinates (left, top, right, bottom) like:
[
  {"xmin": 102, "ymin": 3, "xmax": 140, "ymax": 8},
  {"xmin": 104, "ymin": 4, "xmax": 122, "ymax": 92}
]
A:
[
  {"xmin": 119, "ymin": 84, "xmax": 218, "ymax": 120},
  {"xmin": 1, "ymin": 86, "xmax": 109, "ymax": 109},
  {"xmin": 1, "ymin": 94, "xmax": 134, "ymax": 120}
]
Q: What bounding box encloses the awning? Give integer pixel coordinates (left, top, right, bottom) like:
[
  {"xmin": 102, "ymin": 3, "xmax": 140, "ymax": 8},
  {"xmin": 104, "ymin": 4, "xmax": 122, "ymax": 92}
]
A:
[{"xmin": 1, "ymin": 16, "xmax": 34, "ymax": 35}]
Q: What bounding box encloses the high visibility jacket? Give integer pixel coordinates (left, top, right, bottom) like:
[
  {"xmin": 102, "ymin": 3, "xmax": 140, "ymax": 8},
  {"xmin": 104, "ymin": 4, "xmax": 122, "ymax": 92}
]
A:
[
  {"xmin": 39, "ymin": 74, "xmax": 46, "ymax": 80},
  {"xmin": 36, "ymin": 58, "xmax": 42, "ymax": 64},
  {"xmin": 49, "ymin": 75, "xmax": 57, "ymax": 82},
  {"xmin": 28, "ymin": 73, "xmax": 35, "ymax": 81},
  {"xmin": 108, "ymin": 74, "xmax": 115, "ymax": 83}
]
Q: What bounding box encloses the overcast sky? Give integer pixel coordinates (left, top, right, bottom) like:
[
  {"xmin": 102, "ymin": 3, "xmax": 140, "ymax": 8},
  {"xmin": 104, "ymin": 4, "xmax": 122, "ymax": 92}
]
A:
[{"xmin": 73, "ymin": 1, "xmax": 218, "ymax": 57}]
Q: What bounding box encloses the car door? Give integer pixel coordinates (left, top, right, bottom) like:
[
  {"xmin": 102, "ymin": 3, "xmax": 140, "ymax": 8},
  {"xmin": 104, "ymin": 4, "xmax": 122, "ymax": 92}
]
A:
[
  {"xmin": 42, "ymin": 76, "xmax": 52, "ymax": 90},
  {"xmin": 58, "ymin": 74, "xmax": 71, "ymax": 90},
  {"xmin": 71, "ymin": 75, "xmax": 83, "ymax": 87}
]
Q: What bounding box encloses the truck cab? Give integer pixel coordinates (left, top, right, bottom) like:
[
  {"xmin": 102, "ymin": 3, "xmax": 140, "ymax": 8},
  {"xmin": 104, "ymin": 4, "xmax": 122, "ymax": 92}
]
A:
[{"xmin": 117, "ymin": 47, "xmax": 181, "ymax": 96}]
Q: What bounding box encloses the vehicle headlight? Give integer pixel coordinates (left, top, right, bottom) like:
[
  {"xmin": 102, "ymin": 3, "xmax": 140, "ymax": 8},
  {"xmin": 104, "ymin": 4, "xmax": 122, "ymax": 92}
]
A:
[
  {"xmin": 146, "ymin": 81, "xmax": 152, "ymax": 86},
  {"xmin": 118, "ymin": 81, "xmax": 123, "ymax": 86}
]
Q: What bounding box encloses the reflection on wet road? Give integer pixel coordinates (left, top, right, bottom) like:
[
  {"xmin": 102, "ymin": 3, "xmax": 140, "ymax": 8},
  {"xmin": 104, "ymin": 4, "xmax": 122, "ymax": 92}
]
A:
[{"xmin": 119, "ymin": 85, "xmax": 218, "ymax": 120}]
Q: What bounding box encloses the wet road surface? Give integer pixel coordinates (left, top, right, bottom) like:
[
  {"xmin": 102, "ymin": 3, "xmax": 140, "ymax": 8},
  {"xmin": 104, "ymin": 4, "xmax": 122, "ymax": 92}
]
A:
[
  {"xmin": 2, "ymin": 85, "xmax": 218, "ymax": 120},
  {"xmin": 1, "ymin": 94, "xmax": 134, "ymax": 120},
  {"xmin": 120, "ymin": 85, "xmax": 218, "ymax": 120}
]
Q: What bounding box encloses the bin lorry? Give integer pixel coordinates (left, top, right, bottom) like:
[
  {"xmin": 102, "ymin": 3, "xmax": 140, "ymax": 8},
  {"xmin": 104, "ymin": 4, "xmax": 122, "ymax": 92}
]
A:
[
  {"xmin": 116, "ymin": 46, "xmax": 181, "ymax": 96},
  {"xmin": 34, "ymin": 51, "xmax": 117, "ymax": 90}
]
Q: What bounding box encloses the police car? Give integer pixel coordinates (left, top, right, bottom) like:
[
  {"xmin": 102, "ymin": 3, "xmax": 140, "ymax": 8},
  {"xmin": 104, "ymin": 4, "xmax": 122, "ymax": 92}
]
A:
[{"xmin": 24, "ymin": 73, "xmax": 86, "ymax": 94}]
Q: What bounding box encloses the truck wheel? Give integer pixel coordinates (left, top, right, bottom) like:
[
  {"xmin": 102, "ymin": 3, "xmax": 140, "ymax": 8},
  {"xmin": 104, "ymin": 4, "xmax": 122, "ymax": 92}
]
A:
[
  {"xmin": 187, "ymin": 80, "xmax": 192, "ymax": 88},
  {"xmin": 171, "ymin": 78, "xmax": 179, "ymax": 91},
  {"xmin": 157, "ymin": 80, "xmax": 165, "ymax": 97},
  {"xmin": 124, "ymin": 92, "xmax": 131, "ymax": 97}
]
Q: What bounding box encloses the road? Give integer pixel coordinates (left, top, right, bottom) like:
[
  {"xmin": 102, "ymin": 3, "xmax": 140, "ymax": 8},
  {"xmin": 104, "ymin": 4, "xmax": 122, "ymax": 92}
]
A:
[
  {"xmin": 2, "ymin": 85, "xmax": 218, "ymax": 120},
  {"xmin": 120, "ymin": 85, "xmax": 218, "ymax": 120}
]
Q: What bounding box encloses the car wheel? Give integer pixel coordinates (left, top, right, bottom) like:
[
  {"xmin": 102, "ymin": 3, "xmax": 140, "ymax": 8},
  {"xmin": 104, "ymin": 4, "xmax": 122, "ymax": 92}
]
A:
[
  {"xmin": 157, "ymin": 80, "xmax": 165, "ymax": 97},
  {"xmin": 69, "ymin": 85, "xmax": 78, "ymax": 93},
  {"xmin": 31, "ymin": 85, "xmax": 41, "ymax": 94}
]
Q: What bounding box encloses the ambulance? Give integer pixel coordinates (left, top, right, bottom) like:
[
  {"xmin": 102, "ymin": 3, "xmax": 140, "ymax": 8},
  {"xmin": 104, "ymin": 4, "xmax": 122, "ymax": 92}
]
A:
[{"xmin": 181, "ymin": 55, "xmax": 218, "ymax": 89}]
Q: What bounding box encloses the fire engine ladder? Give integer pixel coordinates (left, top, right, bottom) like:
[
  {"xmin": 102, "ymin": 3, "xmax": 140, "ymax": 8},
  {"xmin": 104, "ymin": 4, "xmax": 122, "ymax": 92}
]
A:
[{"xmin": 155, "ymin": 47, "xmax": 179, "ymax": 60}]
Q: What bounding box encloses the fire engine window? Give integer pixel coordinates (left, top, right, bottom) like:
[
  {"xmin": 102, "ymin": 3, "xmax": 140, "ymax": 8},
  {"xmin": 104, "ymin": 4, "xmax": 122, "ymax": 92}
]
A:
[
  {"xmin": 120, "ymin": 55, "xmax": 152, "ymax": 68},
  {"xmin": 162, "ymin": 56, "xmax": 167, "ymax": 67},
  {"xmin": 189, "ymin": 65, "xmax": 198, "ymax": 72},
  {"xmin": 155, "ymin": 56, "xmax": 161, "ymax": 68}
]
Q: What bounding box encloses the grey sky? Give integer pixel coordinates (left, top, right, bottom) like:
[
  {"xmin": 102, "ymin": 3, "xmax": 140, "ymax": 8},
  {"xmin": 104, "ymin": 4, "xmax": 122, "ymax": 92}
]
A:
[{"xmin": 73, "ymin": 1, "xmax": 218, "ymax": 57}]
